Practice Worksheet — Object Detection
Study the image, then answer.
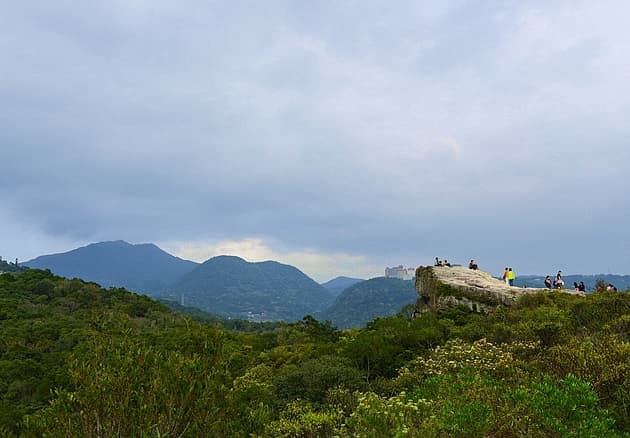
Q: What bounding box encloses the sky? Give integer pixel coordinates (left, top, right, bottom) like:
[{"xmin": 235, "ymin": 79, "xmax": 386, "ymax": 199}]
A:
[{"xmin": 2, "ymin": 1, "xmax": 630, "ymax": 282}]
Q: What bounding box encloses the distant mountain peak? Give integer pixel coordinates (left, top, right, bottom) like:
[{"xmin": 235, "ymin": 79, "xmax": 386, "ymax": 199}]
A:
[
  {"xmin": 24, "ymin": 241, "xmax": 198, "ymax": 294},
  {"xmin": 91, "ymin": 240, "xmax": 130, "ymax": 246},
  {"xmin": 323, "ymin": 275, "xmax": 364, "ymax": 284},
  {"xmin": 203, "ymin": 255, "xmax": 247, "ymax": 264},
  {"xmin": 169, "ymin": 256, "xmax": 335, "ymax": 321},
  {"xmin": 321, "ymin": 276, "xmax": 365, "ymax": 297}
]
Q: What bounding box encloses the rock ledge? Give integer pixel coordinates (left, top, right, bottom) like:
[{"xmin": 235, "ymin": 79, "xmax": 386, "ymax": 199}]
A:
[{"xmin": 415, "ymin": 266, "xmax": 582, "ymax": 313}]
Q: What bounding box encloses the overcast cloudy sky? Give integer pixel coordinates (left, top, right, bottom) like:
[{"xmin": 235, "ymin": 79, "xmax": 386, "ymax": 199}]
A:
[{"xmin": 2, "ymin": 1, "xmax": 629, "ymax": 281}]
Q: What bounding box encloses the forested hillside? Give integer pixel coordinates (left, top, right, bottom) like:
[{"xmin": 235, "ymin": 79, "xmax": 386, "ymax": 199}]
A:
[
  {"xmin": 166, "ymin": 255, "xmax": 335, "ymax": 321},
  {"xmin": 1, "ymin": 269, "xmax": 629, "ymax": 436},
  {"xmin": 323, "ymin": 277, "xmax": 418, "ymax": 328}
]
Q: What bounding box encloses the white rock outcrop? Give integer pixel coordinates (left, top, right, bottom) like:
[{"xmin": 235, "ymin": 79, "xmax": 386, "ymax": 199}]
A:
[{"xmin": 415, "ymin": 266, "xmax": 583, "ymax": 313}]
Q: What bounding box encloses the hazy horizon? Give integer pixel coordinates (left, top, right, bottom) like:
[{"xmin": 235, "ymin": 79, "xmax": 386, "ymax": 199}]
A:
[{"xmin": 18, "ymin": 239, "xmax": 630, "ymax": 284}]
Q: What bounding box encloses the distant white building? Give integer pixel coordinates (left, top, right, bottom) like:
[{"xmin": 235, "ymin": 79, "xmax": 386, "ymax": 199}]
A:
[{"xmin": 385, "ymin": 265, "xmax": 415, "ymax": 280}]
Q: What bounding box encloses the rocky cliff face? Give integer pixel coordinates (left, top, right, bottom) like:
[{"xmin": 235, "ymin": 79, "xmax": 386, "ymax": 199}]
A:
[{"xmin": 415, "ymin": 266, "xmax": 582, "ymax": 313}]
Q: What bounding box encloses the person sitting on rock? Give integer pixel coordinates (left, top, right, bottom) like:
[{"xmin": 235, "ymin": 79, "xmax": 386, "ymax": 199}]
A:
[
  {"xmin": 544, "ymin": 276, "xmax": 552, "ymax": 289},
  {"xmin": 468, "ymin": 259, "xmax": 478, "ymax": 270},
  {"xmin": 573, "ymin": 282, "xmax": 580, "ymax": 291},
  {"xmin": 578, "ymin": 281, "xmax": 586, "ymax": 292},
  {"xmin": 443, "ymin": 259, "xmax": 451, "ymax": 267},
  {"xmin": 555, "ymin": 271, "xmax": 564, "ymax": 289}
]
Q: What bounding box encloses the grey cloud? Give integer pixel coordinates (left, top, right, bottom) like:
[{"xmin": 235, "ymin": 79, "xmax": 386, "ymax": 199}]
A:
[{"xmin": 2, "ymin": 1, "xmax": 630, "ymax": 276}]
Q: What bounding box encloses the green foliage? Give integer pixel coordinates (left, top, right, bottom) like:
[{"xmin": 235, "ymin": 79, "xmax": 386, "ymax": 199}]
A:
[
  {"xmin": 396, "ymin": 338, "xmax": 539, "ymax": 387},
  {"xmin": 2, "ymin": 268, "xmax": 630, "ymax": 436},
  {"xmin": 446, "ymin": 290, "xmax": 630, "ymax": 346},
  {"xmin": 295, "ymin": 315, "xmax": 339, "ymax": 343},
  {"xmin": 0, "ymin": 269, "xmax": 191, "ymax": 435},
  {"xmin": 417, "ymin": 372, "xmax": 619, "ymax": 437},
  {"xmin": 274, "ymin": 355, "xmax": 364, "ymax": 403},
  {"xmin": 264, "ymin": 401, "xmax": 343, "ymax": 437},
  {"xmin": 542, "ymin": 335, "xmax": 630, "ymax": 430},
  {"xmin": 227, "ymin": 364, "xmax": 276, "ymax": 433},
  {"xmin": 345, "ymin": 367, "xmax": 620, "ymax": 437},
  {"xmin": 25, "ymin": 334, "xmax": 230, "ymax": 437},
  {"xmin": 341, "ymin": 391, "xmax": 429, "ymax": 436},
  {"xmin": 168, "ymin": 255, "xmax": 336, "ymax": 321},
  {"xmin": 341, "ymin": 314, "xmax": 449, "ymax": 380}
]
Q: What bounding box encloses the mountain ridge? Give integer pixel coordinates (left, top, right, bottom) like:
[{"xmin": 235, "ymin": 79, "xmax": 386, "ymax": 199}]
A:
[
  {"xmin": 164, "ymin": 255, "xmax": 335, "ymax": 321},
  {"xmin": 321, "ymin": 276, "xmax": 365, "ymax": 297},
  {"xmin": 25, "ymin": 240, "xmax": 198, "ymax": 294}
]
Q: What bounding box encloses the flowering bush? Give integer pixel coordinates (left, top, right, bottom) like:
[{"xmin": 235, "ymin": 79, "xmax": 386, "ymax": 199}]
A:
[
  {"xmin": 264, "ymin": 401, "xmax": 343, "ymax": 437},
  {"xmin": 396, "ymin": 338, "xmax": 539, "ymax": 388},
  {"xmin": 341, "ymin": 391, "xmax": 430, "ymax": 437},
  {"xmin": 341, "ymin": 372, "xmax": 620, "ymax": 437}
]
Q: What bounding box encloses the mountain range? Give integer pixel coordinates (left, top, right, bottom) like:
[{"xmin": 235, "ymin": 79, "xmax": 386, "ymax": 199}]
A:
[
  {"xmin": 160, "ymin": 255, "xmax": 335, "ymax": 321},
  {"xmin": 25, "ymin": 240, "xmax": 198, "ymax": 294},
  {"xmin": 24, "ymin": 241, "xmax": 345, "ymax": 322},
  {"xmin": 26, "ymin": 240, "xmax": 628, "ymax": 326}
]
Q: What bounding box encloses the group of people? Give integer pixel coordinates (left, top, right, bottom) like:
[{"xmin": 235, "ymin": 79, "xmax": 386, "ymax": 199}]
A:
[
  {"xmin": 434, "ymin": 257, "xmax": 480, "ymax": 270},
  {"xmin": 573, "ymin": 281, "xmax": 586, "ymax": 292},
  {"xmin": 544, "ymin": 271, "xmax": 589, "ymax": 292},
  {"xmin": 434, "ymin": 257, "xmax": 451, "ymax": 267},
  {"xmin": 432, "ymin": 258, "xmax": 622, "ymax": 293},
  {"xmin": 502, "ymin": 267, "xmax": 516, "ymax": 286},
  {"xmin": 544, "ymin": 271, "xmax": 566, "ymax": 289}
]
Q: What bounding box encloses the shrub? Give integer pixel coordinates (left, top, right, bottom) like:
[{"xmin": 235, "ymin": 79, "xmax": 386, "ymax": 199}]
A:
[
  {"xmin": 542, "ymin": 335, "xmax": 630, "ymax": 431},
  {"xmin": 341, "ymin": 391, "xmax": 429, "ymax": 437},
  {"xmin": 274, "ymin": 355, "xmax": 364, "ymax": 403},
  {"xmin": 343, "ymin": 371, "xmax": 621, "ymax": 437},
  {"xmin": 24, "ymin": 335, "xmax": 230, "ymax": 437},
  {"xmin": 396, "ymin": 338, "xmax": 539, "ymax": 388},
  {"xmin": 264, "ymin": 400, "xmax": 343, "ymax": 437}
]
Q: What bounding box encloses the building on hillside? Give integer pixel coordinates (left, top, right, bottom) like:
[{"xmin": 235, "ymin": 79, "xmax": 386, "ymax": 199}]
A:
[{"xmin": 385, "ymin": 265, "xmax": 415, "ymax": 280}]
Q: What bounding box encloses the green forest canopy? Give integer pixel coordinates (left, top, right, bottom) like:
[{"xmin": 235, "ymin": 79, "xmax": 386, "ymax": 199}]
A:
[{"xmin": 0, "ymin": 269, "xmax": 628, "ymax": 436}]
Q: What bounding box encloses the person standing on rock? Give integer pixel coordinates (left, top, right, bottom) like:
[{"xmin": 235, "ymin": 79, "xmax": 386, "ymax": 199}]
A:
[
  {"xmin": 508, "ymin": 268, "xmax": 516, "ymax": 286},
  {"xmin": 544, "ymin": 276, "xmax": 552, "ymax": 289},
  {"xmin": 502, "ymin": 268, "xmax": 509, "ymax": 284}
]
